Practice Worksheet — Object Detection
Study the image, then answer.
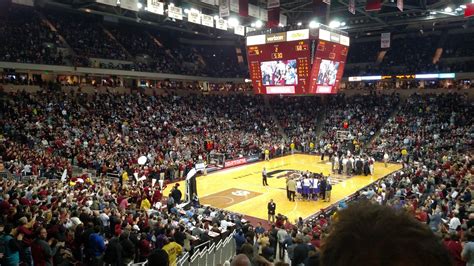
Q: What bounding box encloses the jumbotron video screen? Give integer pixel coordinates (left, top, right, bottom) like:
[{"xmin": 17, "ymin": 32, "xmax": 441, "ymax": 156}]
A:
[{"xmin": 246, "ymin": 25, "xmax": 350, "ymax": 95}]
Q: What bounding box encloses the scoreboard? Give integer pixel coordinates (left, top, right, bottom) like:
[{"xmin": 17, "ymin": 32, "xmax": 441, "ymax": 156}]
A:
[{"xmin": 246, "ymin": 26, "xmax": 350, "ymax": 95}]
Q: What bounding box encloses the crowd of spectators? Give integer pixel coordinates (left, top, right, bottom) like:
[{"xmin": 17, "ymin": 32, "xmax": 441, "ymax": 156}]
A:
[
  {"xmin": 382, "ymin": 35, "xmax": 438, "ymax": 73},
  {"xmin": 0, "ymin": 4, "xmax": 248, "ymax": 78},
  {"xmin": 4, "ymin": 4, "xmax": 474, "ymax": 78},
  {"xmin": 1, "ymin": 86, "xmax": 474, "ymax": 265},
  {"xmin": 444, "ymin": 33, "xmax": 474, "ymax": 58},
  {"xmin": 0, "ymin": 170, "xmax": 255, "ymax": 265},
  {"xmin": 46, "ymin": 13, "xmax": 130, "ymax": 63},
  {"xmin": 342, "ymin": 80, "xmax": 474, "ymax": 91},
  {"xmin": 346, "ymin": 39, "xmax": 380, "ymax": 64},
  {"xmin": 0, "ymin": 5, "xmax": 64, "ymax": 65},
  {"xmin": 345, "ymin": 32, "xmax": 474, "ymax": 75},
  {"xmin": 371, "ymin": 93, "xmax": 473, "ymax": 162},
  {"xmin": 0, "ymin": 90, "xmax": 283, "ymax": 180},
  {"xmin": 319, "ymin": 93, "xmax": 400, "ymax": 149},
  {"xmin": 269, "ymin": 96, "xmax": 323, "ymax": 151}
]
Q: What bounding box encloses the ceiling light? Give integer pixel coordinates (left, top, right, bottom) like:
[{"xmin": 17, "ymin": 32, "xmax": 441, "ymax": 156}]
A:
[
  {"xmin": 255, "ymin": 20, "xmax": 263, "ymax": 28},
  {"xmin": 137, "ymin": 2, "xmax": 143, "ymax": 9},
  {"xmin": 251, "ymin": 22, "xmax": 256, "ymax": 27},
  {"xmin": 228, "ymin": 17, "xmax": 239, "ymax": 28},
  {"xmin": 297, "ymin": 22, "xmax": 302, "ymax": 26},
  {"xmin": 430, "ymin": 11, "xmax": 437, "ymax": 15},
  {"xmin": 278, "ymin": 23, "xmax": 284, "ymax": 27},
  {"xmin": 444, "ymin": 7, "xmax": 453, "ymax": 12},
  {"xmin": 341, "ymin": 21, "xmax": 346, "ymax": 27},
  {"xmin": 329, "ymin": 20, "xmax": 341, "ymax": 28},
  {"xmin": 309, "ymin": 21, "xmax": 320, "ymax": 28}
]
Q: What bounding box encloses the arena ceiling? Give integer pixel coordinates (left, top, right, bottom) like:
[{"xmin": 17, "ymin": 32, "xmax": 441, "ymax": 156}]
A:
[{"xmin": 42, "ymin": 0, "xmax": 473, "ymax": 37}]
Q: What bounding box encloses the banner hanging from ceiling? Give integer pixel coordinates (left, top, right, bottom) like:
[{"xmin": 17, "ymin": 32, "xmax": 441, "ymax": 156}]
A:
[
  {"xmin": 235, "ymin": 24, "xmax": 245, "ymax": 36},
  {"xmin": 168, "ymin": 5, "xmax": 183, "ymax": 20},
  {"xmin": 267, "ymin": 7, "xmax": 280, "ymax": 27},
  {"xmin": 230, "ymin": 0, "xmax": 239, "ymax": 12},
  {"xmin": 279, "ymin": 14, "xmax": 287, "ymax": 26},
  {"xmin": 147, "ymin": 0, "xmax": 164, "ymax": 15},
  {"xmin": 260, "ymin": 7, "xmax": 268, "ymax": 21},
  {"xmin": 201, "ymin": 14, "xmax": 214, "ymax": 27},
  {"xmin": 465, "ymin": 3, "xmax": 474, "ymax": 18},
  {"xmin": 397, "ymin": 0, "xmax": 403, "ymax": 11},
  {"xmin": 365, "ymin": 0, "xmax": 381, "ymax": 11},
  {"xmin": 201, "ymin": 0, "xmax": 217, "ymax": 5},
  {"xmin": 96, "ymin": 0, "xmax": 117, "ymax": 7},
  {"xmin": 249, "ymin": 4, "xmax": 259, "ymax": 18},
  {"xmin": 216, "ymin": 18, "xmax": 228, "ymax": 30},
  {"xmin": 219, "ymin": 0, "xmax": 230, "ymax": 17},
  {"xmin": 120, "ymin": 0, "xmax": 139, "ymax": 11},
  {"xmin": 267, "ymin": 0, "xmax": 280, "ymax": 8},
  {"xmin": 239, "ymin": 0, "xmax": 248, "ymax": 16},
  {"xmin": 381, "ymin": 32, "xmax": 391, "ymax": 48},
  {"xmin": 188, "ymin": 9, "xmax": 201, "ymax": 24},
  {"xmin": 348, "ymin": 0, "xmax": 356, "ymax": 14}
]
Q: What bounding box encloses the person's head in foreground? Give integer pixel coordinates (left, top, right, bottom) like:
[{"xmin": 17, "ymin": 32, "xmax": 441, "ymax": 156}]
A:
[
  {"xmin": 320, "ymin": 200, "xmax": 452, "ymax": 266},
  {"xmin": 230, "ymin": 254, "xmax": 251, "ymax": 266}
]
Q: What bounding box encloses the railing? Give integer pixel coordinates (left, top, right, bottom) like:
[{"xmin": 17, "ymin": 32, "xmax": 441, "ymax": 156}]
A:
[{"xmin": 179, "ymin": 230, "xmax": 236, "ymax": 266}]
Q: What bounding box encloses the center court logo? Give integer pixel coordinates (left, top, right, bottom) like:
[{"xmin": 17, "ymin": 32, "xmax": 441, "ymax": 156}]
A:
[{"xmin": 232, "ymin": 190, "xmax": 251, "ymax": 196}]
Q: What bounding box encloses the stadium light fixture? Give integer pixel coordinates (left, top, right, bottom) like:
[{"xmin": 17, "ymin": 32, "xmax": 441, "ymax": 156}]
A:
[
  {"xmin": 255, "ymin": 20, "xmax": 263, "ymax": 28},
  {"xmin": 228, "ymin": 17, "xmax": 239, "ymax": 28},
  {"xmin": 444, "ymin": 7, "xmax": 453, "ymax": 12},
  {"xmin": 137, "ymin": 2, "xmax": 143, "ymax": 9},
  {"xmin": 297, "ymin": 22, "xmax": 302, "ymax": 26},
  {"xmin": 329, "ymin": 20, "xmax": 341, "ymax": 28},
  {"xmin": 309, "ymin": 21, "xmax": 320, "ymax": 28}
]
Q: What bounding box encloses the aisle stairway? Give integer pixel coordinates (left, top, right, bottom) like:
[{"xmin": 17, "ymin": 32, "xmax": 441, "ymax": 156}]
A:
[
  {"xmin": 264, "ymin": 95, "xmax": 289, "ymax": 141},
  {"xmin": 103, "ymin": 27, "xmax": 134, "ymax": 61},
  {"xmin": 366, "ymin": 96, "xmax": 405, "ymax": 149}
]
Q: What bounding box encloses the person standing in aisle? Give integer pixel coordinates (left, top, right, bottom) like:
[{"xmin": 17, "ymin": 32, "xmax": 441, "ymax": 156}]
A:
[
  {"xmin": 262, "ymin": 167, "xmax": 268, "ymax": 186},
  {"xmin": 268, "ymin": 199, "xmax": 276, "ymax": 224}
]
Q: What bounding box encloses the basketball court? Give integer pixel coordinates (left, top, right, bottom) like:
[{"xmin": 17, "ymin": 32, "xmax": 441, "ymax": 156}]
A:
[{"xmin": 164, "ymin": 154, "xmax": 401, "ymax": 222}]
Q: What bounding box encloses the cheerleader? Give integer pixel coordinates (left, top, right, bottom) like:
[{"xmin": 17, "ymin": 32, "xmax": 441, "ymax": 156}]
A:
[{"xmin": 303, "ymin": 176, "xmax": 310, "ymax": 200}]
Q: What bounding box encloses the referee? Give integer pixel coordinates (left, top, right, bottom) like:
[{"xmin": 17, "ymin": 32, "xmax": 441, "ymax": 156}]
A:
[{"xmin": 262, "ymin": 167, "xmax": 268, "ymax": 186}]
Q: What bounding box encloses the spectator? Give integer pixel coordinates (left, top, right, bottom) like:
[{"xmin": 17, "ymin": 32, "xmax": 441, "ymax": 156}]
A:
[{"xmin": 320, "ymin": 201, "xmax": 452, "ymax": 266}]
